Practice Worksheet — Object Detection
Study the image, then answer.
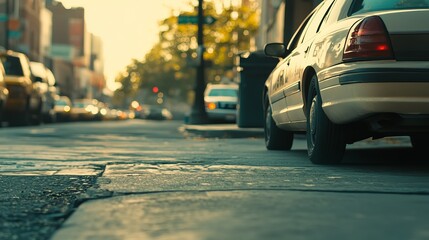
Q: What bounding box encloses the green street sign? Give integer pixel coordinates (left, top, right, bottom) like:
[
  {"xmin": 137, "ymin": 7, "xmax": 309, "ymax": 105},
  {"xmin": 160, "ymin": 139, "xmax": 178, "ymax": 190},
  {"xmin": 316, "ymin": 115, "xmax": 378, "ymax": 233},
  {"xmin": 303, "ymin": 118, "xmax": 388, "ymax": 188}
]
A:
[
  {"xmin": 204, "ymin": 16, "xmax": 216, "ymax": 25},
  {"xmin": 178, "ymin": 15, "xmax": 216, "ymax": 25}
]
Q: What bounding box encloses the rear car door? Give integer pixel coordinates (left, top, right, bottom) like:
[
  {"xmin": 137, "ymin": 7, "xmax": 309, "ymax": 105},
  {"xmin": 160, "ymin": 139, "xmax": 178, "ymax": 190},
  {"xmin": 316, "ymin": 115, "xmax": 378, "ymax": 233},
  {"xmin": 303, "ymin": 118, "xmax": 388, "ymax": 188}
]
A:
[{"xmin": 284, "ymin": 0, "xmax": 335, "ymax": 124}]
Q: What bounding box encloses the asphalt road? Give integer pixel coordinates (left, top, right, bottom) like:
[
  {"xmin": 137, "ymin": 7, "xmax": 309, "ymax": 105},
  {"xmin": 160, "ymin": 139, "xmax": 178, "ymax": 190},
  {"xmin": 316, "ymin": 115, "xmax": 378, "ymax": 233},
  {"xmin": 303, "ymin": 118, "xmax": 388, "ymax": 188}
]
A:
[{"xmin": 0, "ymin": 119, "xmax": 428, "ymax": 240}]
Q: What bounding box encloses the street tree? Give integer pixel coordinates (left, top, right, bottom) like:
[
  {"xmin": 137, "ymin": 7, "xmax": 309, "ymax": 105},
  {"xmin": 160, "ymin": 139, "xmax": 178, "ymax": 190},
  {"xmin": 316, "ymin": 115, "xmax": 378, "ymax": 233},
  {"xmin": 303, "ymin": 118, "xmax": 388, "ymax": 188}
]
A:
[{"xmin": 114, "ymin": 0, "xmax": 260, "ymax": 106}]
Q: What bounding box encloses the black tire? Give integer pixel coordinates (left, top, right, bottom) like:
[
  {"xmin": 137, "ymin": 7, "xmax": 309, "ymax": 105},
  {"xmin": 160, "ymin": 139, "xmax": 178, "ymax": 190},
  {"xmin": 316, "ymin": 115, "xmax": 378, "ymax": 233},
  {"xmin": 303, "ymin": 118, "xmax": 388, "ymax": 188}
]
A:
[
  {"xmin": 10, "ymin": 98, "xmax": 31, "ymax": 126},
  {"xmin": 10, "ymin": 110, "xmax": 31, "ymax": 126},
  {"xmin": 32, "ymin": 102, "xmax": 43, "ymax": 126},
  {"xmin": 0, "ymin": 101, "xmax": 3, "ymax": 128},
  {"xmin": 264, "ymin": 97, "xmax": 293, "ymax": 150},
  {"xmin": 410, "ymin": 135, "xmax": 426, "ymax": 153},
  {"xmin": 306, "ymin": 75, "xmax": 346, "ymax": 164},
  {"xmin": 43, "ymin": 109, "xmax": 57, "ymax": 124}
]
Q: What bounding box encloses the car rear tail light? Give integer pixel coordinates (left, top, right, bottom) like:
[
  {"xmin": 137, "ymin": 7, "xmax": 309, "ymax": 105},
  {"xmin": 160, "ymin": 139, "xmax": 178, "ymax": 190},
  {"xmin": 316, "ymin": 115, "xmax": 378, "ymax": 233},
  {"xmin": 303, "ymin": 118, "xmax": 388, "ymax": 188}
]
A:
[{"xmin": 343, "ymin": 16, "xmax": 394, "ymax": 61}]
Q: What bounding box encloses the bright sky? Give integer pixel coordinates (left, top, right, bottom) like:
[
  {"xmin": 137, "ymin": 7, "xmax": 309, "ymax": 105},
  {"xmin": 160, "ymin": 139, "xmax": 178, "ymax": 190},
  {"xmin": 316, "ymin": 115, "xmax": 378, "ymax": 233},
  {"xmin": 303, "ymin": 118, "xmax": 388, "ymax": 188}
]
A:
[{"xmin": 58, "ymin": 0, "xmax": 191, "ymax": 91}]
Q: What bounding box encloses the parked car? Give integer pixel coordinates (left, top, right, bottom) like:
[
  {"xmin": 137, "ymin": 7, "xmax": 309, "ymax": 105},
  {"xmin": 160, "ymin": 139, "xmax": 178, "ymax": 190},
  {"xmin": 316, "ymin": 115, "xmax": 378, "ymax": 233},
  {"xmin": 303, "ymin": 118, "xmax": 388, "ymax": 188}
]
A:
[
  {"xmin": 263, "ymin": 0, "xmax": 429, "ymax": 164},
  {"xmin": 204, "ymin": 83, "xmax": 238, "ymax": 122},
  {"xmin": 0, "ymin": 50, "xmax": 44, "ymax": 126},
  {"xmin": 0, "ymin": 61, "xmax": 9, "ymax": 125},
  {"xmin": 137, "ymin": 104, "xmax": 173, "ymax": 120},
  {"xmin": 30, "ymin": 61, "xmax": 57, "ymax": 123},
  {"xmin": 102, "ymin": 107, "xmax": 120, "ymax": 121},
  {"xmin": 54, "ymin": 95, "xmax": 72, "ymax": 122},
  {"xmin": 95, "ymin": 101, "xmax": 109, "ymax": 121},
  {"xmin": 71, "ymin": 99, "xmax": 100, "ymax": 121}
]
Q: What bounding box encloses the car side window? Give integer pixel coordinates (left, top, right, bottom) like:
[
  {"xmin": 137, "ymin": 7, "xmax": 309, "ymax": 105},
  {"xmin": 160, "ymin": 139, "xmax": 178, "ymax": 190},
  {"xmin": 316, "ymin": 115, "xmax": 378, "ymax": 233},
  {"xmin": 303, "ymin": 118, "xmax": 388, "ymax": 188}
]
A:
[
  {"xmin": 349, "ymin": 0, "xmax": 429, "ymax": 15},
  {"xmin": 324, "ymin": 0, "xmax": 348, "ymax": 26},
  {"xmin": 299, "ymin": 0, "xmax": 335, "ymax": 44},
  {"xmin": 317, "ymin": 0, "xmax": 337, "ymax": 32},
  {"xmin": 3, "ymin": 56, "xmax": 24, "ymax": 76},
  {"xmin": 286, "ymin": 13, "xmax": 314, "ymax": 51}
]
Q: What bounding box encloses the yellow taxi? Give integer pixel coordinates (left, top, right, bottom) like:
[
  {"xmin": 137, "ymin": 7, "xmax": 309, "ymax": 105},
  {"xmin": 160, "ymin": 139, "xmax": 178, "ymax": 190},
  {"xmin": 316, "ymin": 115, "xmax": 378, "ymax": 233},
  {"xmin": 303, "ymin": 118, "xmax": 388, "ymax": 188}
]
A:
[{"xmin": 0, "ymin": 50, "xmax": 43, "ymax": 126}]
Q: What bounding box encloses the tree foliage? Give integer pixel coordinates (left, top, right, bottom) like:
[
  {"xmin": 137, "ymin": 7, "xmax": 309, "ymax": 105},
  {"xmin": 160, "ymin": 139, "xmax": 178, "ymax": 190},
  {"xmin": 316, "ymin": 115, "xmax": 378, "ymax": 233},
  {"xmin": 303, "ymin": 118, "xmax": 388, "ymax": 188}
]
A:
[{"xmin": 113, "ymin": 0, "xmax": 260, "ymax": 107}]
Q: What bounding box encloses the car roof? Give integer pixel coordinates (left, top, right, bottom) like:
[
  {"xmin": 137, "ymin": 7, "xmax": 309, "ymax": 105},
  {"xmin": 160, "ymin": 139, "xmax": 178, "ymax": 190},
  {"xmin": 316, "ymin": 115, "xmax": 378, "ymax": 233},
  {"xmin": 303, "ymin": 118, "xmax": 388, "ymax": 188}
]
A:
[{"xmin": 0, "ymin": 50, "xmax": 27, "ymax": 58}]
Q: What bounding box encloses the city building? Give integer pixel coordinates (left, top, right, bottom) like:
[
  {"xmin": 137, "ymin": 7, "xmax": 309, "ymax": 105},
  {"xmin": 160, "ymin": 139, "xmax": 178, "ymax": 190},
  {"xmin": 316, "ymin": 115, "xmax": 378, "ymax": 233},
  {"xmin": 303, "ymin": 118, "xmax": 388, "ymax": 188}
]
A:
[
  {"xmin": 89, "ymin": 34, "xmax": 106, "ymax": 100},
  {"xmin": 256, "ymin": 0, "xmax": 322, "ymax": 49},
  {"xmin": 40, "ymin": 2, "xmax": 52, "ymax": 63},
  {"xmin": 1, "ymin": 0, "xmax": 106, "ymax": 102},
  {"xmin": 1, "ymin": 0, "xmax": 44, "ymax": 61},
  {"xmin": 46, "ymin": 0, "xmax": 105, "ymax": 101}
]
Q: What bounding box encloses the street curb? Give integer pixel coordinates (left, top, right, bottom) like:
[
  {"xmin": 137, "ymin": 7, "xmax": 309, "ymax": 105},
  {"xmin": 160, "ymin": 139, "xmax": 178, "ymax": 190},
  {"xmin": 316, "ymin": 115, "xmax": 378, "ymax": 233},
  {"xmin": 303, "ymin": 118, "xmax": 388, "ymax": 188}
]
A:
[{"xmin": 179, "ymin": 124, "xmax": 264, "ymax": 139}]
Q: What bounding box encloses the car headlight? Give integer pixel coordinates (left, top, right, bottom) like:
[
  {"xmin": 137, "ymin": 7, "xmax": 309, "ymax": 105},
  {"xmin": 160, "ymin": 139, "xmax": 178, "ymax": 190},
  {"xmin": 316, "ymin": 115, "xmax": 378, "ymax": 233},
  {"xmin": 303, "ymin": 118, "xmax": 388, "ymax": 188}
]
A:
[{"xmin": 206, "ymin": 102, "xmax": 217, "ymax": 110}]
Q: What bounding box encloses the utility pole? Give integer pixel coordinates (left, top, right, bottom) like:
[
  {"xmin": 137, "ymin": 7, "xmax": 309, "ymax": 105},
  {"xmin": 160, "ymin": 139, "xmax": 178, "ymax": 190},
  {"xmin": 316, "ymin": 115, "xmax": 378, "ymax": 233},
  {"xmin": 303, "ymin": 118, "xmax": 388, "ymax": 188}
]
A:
[{"xmin": 188, "ymin": 0, "xmax": 208, "ymax": 124}]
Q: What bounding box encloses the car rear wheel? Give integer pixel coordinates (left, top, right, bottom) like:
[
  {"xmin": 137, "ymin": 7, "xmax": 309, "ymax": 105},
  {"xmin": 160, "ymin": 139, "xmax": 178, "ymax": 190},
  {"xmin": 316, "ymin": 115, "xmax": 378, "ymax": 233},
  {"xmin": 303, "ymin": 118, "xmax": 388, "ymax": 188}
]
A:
[
  {"xmin": 10, "ymin": 98, "xmax": 31, "ymax": 126},
  {"xmin": 410, "ymin": 135, "xmax": 427, "ymax": 152},
  {"xmin": 31, "ymin": 100, "xmax": 43, "ymax": 125},
  {"xmin": 264, "ymin": 96, "xmax": 293, "ymax": 150},
  {"xmin": 43, "ymin": 109, "xmax": 57, "ymax": 124},
  {"xmin": 306, "ymin": 75, "xmax": 346, "ymax": 164},
  {"xmin": 0, "ymin": 100, "xmax": 3, "ymax": 127},
  {"xmin": 10, "ymin": 110, "xmax": 31, "ymax": 126}
]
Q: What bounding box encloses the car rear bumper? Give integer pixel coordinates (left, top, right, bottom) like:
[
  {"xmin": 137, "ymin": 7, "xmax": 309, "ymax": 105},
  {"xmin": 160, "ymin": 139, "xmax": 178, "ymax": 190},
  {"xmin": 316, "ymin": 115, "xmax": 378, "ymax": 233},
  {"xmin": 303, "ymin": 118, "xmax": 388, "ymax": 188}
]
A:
[
  {"xmin": 55, "ymin": 111, "xmax": 71, "ymax": 119},
  {"xmin": 318, "ymin": 63, "xmax": 429, "ymax": 125},
  {"xmin": 5, "ymin": 99, "xmax": 27, "ymax": 112},
  {"xmin": 206, "ymin": 109, "xmax": 237, "ymax": 121},
  {"xmin": 72, "ymin": 113, "xmax": 95, "ymax": 121}
]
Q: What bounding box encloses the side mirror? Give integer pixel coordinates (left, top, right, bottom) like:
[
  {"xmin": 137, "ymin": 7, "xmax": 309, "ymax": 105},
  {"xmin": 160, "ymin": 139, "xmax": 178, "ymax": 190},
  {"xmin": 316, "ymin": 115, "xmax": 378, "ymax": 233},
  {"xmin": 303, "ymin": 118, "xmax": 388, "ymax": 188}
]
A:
[{"xmin": 264, "ymin": 43, "xmax": 289, "ymax": 59}]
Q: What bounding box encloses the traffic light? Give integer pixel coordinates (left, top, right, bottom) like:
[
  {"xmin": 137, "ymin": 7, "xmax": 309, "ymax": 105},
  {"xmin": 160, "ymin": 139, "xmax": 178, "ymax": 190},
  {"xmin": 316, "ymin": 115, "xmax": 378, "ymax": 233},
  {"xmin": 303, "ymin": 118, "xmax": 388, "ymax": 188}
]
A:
[{"xmin": 152, "ymin": 86, "xmax": 159, "ymax": 93}]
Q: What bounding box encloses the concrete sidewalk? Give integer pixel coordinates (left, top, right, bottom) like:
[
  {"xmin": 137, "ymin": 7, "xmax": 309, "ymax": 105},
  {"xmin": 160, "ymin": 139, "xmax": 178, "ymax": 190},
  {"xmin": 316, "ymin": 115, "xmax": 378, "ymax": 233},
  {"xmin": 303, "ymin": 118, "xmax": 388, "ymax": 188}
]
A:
[
  {"xmin": 47, "ymin": 121, "xmax": 423, "ymax": 240},
  {"xmin": 179, "ymin": 124, "xmax": 265, "ymax": 138}
]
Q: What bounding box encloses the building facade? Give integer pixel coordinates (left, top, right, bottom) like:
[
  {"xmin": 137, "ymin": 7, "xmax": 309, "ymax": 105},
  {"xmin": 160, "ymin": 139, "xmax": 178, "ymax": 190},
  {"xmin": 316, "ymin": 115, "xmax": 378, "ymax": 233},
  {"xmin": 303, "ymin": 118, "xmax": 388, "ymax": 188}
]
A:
[
  {"xmin": 40, "ymin": 2, "xmax": 52, "ymax": 63},
  {"xmin": 46, "ymin": 0, "xmax": 105, "ymax": 101},
  {"xmin": 256, "ymin": 0, "xmax": 322, "ymax": 50},
  {"xmin": 1, "ymin": 0, "xmax": 106, "ymax": 102},
  {"xmin": 1, "ymin": 0, "xmax": 44, "ymax": 61}
]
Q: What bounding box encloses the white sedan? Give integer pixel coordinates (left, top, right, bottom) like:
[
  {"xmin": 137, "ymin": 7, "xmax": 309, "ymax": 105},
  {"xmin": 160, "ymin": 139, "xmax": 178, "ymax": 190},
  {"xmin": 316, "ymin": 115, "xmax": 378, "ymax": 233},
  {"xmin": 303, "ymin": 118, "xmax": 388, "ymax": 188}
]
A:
[
  {"xmin": 263, "ymin": 0, "xmax": 429, "ymax": 164},
  {"xmin": 204, "ymin": 83, "xmax": 238, "ymax": 122}
]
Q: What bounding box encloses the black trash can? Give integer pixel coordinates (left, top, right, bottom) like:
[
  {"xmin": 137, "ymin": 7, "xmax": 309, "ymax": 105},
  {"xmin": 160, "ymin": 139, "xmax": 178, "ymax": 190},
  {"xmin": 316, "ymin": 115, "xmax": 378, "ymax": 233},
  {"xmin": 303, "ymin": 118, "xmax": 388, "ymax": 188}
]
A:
[{"xmin": 236, "ymin": 50, "xmax": 278, "ymax": 128}]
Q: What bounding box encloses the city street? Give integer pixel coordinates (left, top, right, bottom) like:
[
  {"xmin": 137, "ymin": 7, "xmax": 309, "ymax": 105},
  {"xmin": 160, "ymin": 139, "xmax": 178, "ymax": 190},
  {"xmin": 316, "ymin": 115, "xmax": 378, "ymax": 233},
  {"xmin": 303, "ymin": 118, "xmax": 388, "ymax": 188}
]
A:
[{"xmin": 0, "ymin": 119, "xmax": 428, "ymax": 240}]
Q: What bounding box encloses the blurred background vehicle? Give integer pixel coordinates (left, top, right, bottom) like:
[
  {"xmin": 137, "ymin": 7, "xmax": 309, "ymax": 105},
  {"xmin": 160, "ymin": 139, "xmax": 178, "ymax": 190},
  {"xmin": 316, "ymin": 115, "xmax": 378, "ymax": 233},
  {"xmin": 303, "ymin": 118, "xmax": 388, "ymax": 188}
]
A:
[
  {"xmin": 45, "ymin": 66, "xmax": 60, "ymax": 119},
  {"xmin": 70, "ymin": 98, "xmax": 100, "ymax": 122},
  {"xmin": 101, "ymin": 107, "xmax": 119, "ymax": 121},
  {"xmin": 0, "ymin": 61, "xmax": 9, "ymax": 126},
  {"xmin": 0, "ymin": 50, "xmax": 44, "ymax": 126},
  {"xmin": 116, "ymin": 110, "xmax": 128, "ymax": 120},
  {"xmin": 137, "ymin": 104, "xmax": 173, "ymax": 120},
  {"xmin": 30, "ymin": 61, "xmax": 58, "ymax": 123},
  {"xmin": 94, "ymin": 101, "xmax": 124, "ymax": 121},
  {"xmin": 54, "ymin": 95, "xmax": 72, "ymax": 122},
  {"xmin": 204, "ymin": 83, "xmax": 238, "ymax": 123}
]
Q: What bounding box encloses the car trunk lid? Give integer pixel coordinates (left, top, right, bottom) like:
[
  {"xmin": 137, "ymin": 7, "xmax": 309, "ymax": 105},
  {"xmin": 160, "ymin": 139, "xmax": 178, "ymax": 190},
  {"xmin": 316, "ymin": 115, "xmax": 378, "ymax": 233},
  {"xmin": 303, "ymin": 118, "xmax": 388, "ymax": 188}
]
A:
[{"xmin": 379, "ymin": 9, "xmax": 429, "ymax": 61}]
